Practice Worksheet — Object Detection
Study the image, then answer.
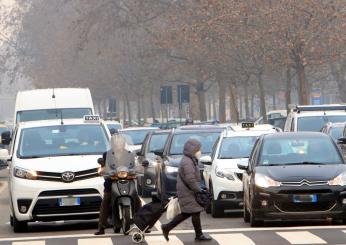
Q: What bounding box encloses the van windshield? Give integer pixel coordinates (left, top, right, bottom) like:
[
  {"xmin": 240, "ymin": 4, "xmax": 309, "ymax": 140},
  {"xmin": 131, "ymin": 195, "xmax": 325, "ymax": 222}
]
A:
[
  {"xmin": 17, "ymin": 108, "xmax": 92, "ymax": 123},
  {"xmin": 18, "ymin": 124, "xmax": 109, "ymax": 158}
]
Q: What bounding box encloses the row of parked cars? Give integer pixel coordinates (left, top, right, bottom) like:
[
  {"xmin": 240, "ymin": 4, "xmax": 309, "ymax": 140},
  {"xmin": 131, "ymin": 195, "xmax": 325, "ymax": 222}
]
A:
[{"xmin": 129, "ymin": 104, "xmax": 346, "ymax": 227}]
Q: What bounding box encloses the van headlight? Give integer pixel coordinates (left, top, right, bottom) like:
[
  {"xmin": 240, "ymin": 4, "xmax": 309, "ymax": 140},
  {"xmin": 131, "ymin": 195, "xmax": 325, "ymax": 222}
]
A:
[
  {"xmin": 14, "ymin": 167, "xmax": 37, "ymax": 180},
  {"xmin": 215, "ymin": 167, "xmax": 235, "ymax": 181},
  {"xmin": 255, "ymin": 173, "xmax": 281, "ymax": 188},
  {"xmin": 165, "ymin": 166, "xmax": 178, "ymax": 174},
  {"xmin": 328, "ymin": 172, "xmax": 346, "ymax": 186}
]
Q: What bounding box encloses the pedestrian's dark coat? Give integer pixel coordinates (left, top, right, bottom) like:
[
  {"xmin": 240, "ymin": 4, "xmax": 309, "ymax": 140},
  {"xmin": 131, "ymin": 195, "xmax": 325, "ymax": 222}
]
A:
[{"xmin": 177, "ymin": 139, "xmax": 204, "ymax": 214}]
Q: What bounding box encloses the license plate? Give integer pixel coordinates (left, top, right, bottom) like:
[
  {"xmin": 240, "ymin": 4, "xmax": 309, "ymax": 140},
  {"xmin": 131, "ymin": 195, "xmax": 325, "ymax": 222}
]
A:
[
  {"xmin": 293, "ymin": 194, "xmax": 317, "ymax": 203},
  {"xmin": 58, "ymin": 197, "xmax": 81, "ymax": 206}
]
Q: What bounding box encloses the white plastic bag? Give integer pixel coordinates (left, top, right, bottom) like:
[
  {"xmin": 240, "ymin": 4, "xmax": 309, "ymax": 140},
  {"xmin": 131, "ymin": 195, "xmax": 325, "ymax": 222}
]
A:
[{"xmin": 166, "ymin": 197, "xmax": 181, "ymax": 220}]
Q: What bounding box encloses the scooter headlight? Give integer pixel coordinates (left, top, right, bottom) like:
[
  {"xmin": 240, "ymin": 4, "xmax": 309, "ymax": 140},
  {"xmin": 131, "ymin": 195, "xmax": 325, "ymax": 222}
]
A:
[
  {"xmin": 14, "ymin": 167, "xmax": 37, "ymax": 180},
  {"xmin": 117, "ymin": 171, "xmax": 128, "ymax": 179}
]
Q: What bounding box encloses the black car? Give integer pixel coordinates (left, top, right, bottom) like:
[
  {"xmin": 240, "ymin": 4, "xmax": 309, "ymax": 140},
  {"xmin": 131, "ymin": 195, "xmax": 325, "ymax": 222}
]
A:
[
  {"xmin": 239, "ymin": 132, "xmax": 346, "ymax": 227},
  {"xmin": 154, "ymin": 125, "xmax": 224, "ymax": 200},
  {"xmin": 136, "ymin": 130, "xmax": 171, "ymax": 197}
]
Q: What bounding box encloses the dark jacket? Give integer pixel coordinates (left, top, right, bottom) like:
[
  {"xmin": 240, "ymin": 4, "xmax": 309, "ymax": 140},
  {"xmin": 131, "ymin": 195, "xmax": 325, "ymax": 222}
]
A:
[{"xmin": 176, "ymin": 139, "xmax": 204, "ymax": 214}]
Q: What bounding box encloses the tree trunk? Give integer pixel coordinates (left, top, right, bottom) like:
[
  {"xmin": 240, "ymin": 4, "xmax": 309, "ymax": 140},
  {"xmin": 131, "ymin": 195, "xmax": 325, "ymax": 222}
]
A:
[
  {"xmin": 250, "ymin": 94, "xmax": 254, "ymax": 118},
  {"xmin": 297, "ymin": 62, "xmax": 309, "ymax": 105},
  {"xmin": 244, "ymin": 82, "xmax": 250, "ymax": 120},
  {"xmin": 123, "ymin": 97, "xmax": 127, "ymax": 125},
  {"xmin": 212, "ymin": 92, "xmax": 217, "ymax": 120},
  {"xmin": 196, "ymin": 82, "xmax": 207, "ymax": 121},
  {"xmin": 126, "ymin": 95, "xmax": 132, "ymax": 126},
  {"xmin": 218, "ymin": 80, "xmax": 226, "ymax": 123},
  {"xmin": 229, "ymin": 83, "xmax": 239, "ymax": 123},
  {"xmin": 97, "ymin": 100, "xmax": 102, "ymax": 118},
  {"xmin": 286, "ymin": 66, "xmax": 292, "ymax": 112},
  {"xmin": 150, "ymin": 88, "xmax": 156, "ymax": 122},
  {"xmin": 258, "ymin": 73, "xmax": 267, "ymax": 123},
  {"xmin": 137, "ymin": 95, "xmax": 141, "ymax": 125},
  {"xmin": 272, "ymin": 93, "xmax": 276, "ymax": 110},
  {"xmin": 330, "ymin": 63, "xmax": 346, "ymax": 102}
]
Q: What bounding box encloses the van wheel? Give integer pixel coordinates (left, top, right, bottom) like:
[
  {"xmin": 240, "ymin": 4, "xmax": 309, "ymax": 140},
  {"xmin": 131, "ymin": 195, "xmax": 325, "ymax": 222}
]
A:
[{"xmin": 13, "ymin": 215, "xmax": 28, "ymax": 233}]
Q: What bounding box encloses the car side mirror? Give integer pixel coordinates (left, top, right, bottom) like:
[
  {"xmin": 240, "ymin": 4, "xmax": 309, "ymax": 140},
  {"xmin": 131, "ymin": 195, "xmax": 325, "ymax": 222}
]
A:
[
  {"xmin": 97, "ymin": 157, "xmax": 105, "ymax": 166},
  {"xmin": 237, "ymin": 161, "xmax": 249, "ymax": 170},
  {"xmin": 142, "ymin": 160, "xmax": 149, "ymax": 167},
  {"xmin": 153, "ymin": 149, "xmax": 164, "ymax": 157},
  {"xmin": 200, "ymin": 155, "xmax": 212, "ymax": 165},
  {"xmin": 1, "ymin": 131, "xmax": 11, "ymax": 145},
  {"xmin": 338, "ymin": 137, "xmax": 346, "ymax": 145},
  {"xmin": 0, "ymin": 149, "xmax": 10, "ymax": 163}
]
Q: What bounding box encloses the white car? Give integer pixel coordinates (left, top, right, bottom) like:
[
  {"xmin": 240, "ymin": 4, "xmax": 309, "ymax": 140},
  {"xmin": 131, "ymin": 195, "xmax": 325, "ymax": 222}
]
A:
[
  {"xmin": 0, "ymin": 116, "xmax": 110, "ymax": 232},
  {"xmin": 284, "ymin": 104, "xmax": 346, "ymax": 132},
  {"xmin": 201, "ymin": 124, "xmax": 279, "ymax": 217}
]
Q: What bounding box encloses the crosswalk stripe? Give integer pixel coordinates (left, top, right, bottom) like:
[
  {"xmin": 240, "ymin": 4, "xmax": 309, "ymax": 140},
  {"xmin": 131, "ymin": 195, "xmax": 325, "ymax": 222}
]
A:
[
  {"xmin": 78, "ymin": 238, "xmax": 113, "ymax": 245},
  {"xmin": 12, "ymin": 241, "xmax": 45, "ymax": 245},
  {"xmin": 277, "ymin": 231, "xmax": 327, "ymax": 244},
  {"xmin": 211, "ymin": 233, "xmax": 255, "ymax": 245},
  {"xmin": 145, "ymin": 235, "xmax": 183, "ymax": 245}
]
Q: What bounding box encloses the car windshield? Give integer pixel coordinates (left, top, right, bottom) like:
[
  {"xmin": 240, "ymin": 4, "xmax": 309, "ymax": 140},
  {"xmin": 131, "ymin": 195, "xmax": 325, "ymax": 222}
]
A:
[
  {"xmin": 297, "ymin": 115, "xmax": 346, "ymax": 132},
  {"xmin": 107, "ymin": 124, "xmax": 122, "ymax": 130},
  {"xmin": 330, "ymin": 126, "xmax": 344, "ymax": 140},
  {"xmin": 18, "ymin": 124, "xmax": 109, "ymax": 158},
  {"xmin": 169, "ymin": 132, "xmax": 220, "ymax": 155},
  {"xmin": 17, "ymin": 108, "xmax": 92, "ymax": 123},
  {"xmin": 218, "ymin": 136, "xmax": 258, "ymax": 159},
  {"xmin": 120, "ymin": 129, "xmax": 155, "ymax": 145},
  {"xmin": 258, "ymin": 135, "xmax": 343, "ymax": 166},
  {"xmin": 149, "ymin": 133, "xmax": 169, "ymax": 152}
]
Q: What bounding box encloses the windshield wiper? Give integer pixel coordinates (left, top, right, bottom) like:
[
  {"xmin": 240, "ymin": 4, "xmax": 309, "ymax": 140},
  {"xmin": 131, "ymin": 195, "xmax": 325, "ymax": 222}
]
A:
[
  {"xmin": 273, "ymin": 162, "xmax": 328, "ymax": 166},
  {"xmin": 20, "ymin": 155, "xmax": 42, "ymax": 159}
]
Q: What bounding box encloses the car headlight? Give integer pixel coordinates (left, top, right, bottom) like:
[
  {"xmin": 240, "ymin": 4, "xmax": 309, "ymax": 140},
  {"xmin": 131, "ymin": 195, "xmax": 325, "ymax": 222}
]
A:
[
  {"xmin": 14, "ymin": 167, "xmax": 37, "ymax": 180},
  {"xmin": 215, "ymin": 167, "xmax": 235, "ymax": 181},
  {"xmin": 328, "ymin": 172, "xmax": 346, "ymax": 186},
  {"xmin": 165, "ymin": 166, "xmax": 178, "ymax": 174},
  {"xmin": 255, "ymin": 173, "xmax": 281, "ymax": 188}
]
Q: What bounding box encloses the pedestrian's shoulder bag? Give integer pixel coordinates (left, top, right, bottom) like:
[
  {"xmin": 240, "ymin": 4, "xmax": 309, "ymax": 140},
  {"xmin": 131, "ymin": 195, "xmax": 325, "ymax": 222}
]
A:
[{"xmin": 178, "ymin": 170, "xmax": 211, "ymax": 209}]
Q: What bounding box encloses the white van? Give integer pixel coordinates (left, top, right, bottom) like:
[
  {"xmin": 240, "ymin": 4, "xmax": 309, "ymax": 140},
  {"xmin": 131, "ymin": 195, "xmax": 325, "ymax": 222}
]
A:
[
  {"xmin": 14, "ymin": 88, "xmax": 95, "ymax": 124},
  {"xmin": 0, "ymin": 116, "xmax": 109, "ymax": 232}
]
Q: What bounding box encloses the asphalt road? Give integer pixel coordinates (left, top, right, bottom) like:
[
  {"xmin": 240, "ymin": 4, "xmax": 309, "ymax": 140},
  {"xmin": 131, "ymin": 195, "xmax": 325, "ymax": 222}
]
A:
[{"xmin": 2, "ymin": 169, "xmax": 346, "ymax": 245}]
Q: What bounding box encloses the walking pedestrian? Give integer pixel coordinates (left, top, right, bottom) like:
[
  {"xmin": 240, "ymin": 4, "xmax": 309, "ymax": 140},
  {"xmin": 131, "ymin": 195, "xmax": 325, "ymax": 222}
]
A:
[{"xmin": 161, "ymin": 139, "xmax": 212, "ymax": 242}]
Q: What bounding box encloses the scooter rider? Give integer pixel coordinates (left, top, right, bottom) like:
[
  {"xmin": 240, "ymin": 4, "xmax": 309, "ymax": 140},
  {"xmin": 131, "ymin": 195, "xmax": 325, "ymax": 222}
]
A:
[{"xmin": 95, "ymin": 132, "xmax": 141, "ymax": 235}]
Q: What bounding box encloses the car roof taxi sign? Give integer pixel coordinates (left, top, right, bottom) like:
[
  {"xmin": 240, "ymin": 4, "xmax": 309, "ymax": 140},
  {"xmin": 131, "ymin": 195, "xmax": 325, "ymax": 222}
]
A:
[
  {"xmin": 84, "ymin": 115, "xmax": 100, "ymax": 123},
  {"xmin": 242, "ymin": 122, "xmax": 254, "ymax": 129}
]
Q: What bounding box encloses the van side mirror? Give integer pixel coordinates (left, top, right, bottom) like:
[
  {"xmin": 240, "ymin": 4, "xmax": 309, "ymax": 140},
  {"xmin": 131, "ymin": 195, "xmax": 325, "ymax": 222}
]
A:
[
  {"xmin": 0, "ymin": 149, "xmax": 10, "ymax": 163},
  {"xmin": 1, "ymin": 131, "xmax": 11, "ymax": 145},
  {"xmin": 338, "ymin": 137, "xmax": 346, "ymax": 145},
  {"xmin": 200, "ymin": 155, "xmax": 212, "ymax": 165},
  {"xmin": 153, "ymin": 149, "xmax": 164, "ymax": 157},
  {"xmin": 237, "ymin": 161, "xmax": 249, "ymax": 170}
]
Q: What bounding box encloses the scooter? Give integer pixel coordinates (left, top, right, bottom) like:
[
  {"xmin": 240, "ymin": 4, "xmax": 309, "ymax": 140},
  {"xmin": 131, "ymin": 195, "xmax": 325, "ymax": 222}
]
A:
[
  {"xmin": 110, "ymin": 165, "xmax": 140, "ymax": 235},
  {"xmin": 98, "ymin": 157, "xmax": 141, "ymax": 235}
]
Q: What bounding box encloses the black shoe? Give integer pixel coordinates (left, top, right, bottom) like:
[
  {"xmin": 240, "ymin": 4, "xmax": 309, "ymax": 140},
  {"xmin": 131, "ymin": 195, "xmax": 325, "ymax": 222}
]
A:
[
  {"xmin": 161, "ymin": 224, "xmax": 170, "ymax": 241},
  {"xmin": 94, "ymin": 228, "xmax": 105, "ymax": 235},
  {"xmin": 195, "ymin": 234, "xmax": 212, "ymax": 241}
]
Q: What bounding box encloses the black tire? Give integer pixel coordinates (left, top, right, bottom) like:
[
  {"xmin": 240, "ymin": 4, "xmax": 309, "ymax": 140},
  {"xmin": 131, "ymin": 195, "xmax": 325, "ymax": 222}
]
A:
[
  {"xmin": 342, "ymin": 219, "xmax": 346, "ymax": 225},
  {"xmin": 244, "ymin": 201, "xmax": 250, "ymax": 223},
  {"xmin": 13, "ymin": 215, "xmax": 28, "ymax": 233},
  {"xmin": 122, "ymin": 207, "xmax": 131, "ymax": 235},
  {"xmin": 10, "ymin": 215, "xmax": 13, "ymax": 227},
  {"xmin": 249, "ymin": 209, "xmax": 263, "ymax": 227},
  {"xmin": 210, "ymin": 186, "xmax": 223, "ymax": 218},
  {"xmin": 137, "ymin": 179, "xmax": 143, "ymax": 196}
]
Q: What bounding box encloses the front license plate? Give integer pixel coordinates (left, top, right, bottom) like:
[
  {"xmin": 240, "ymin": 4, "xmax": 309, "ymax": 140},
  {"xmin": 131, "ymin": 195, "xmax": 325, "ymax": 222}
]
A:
[
  {"xmin": 293, "ymin": 194, "xmax": 317, "ymax": 203},
  {"xmin": 58, "ymin": 197, "xmax": 81, "ymax": 206}
]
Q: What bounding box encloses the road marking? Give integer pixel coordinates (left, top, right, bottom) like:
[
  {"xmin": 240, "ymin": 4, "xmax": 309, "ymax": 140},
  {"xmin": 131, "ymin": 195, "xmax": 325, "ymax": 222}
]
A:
[
  {"xmin": 211, "ymin": 233, "xmax": 255, "ymax": 245},
  {"xmin": 78, "ymin": 238, "xmax": 113, "ymax": 245},
  {"xmin": 140, "ymin": 197, "xmax": 162, "ymax": 232},
  {"xmin": 12, "ymin": 241, "xmax": 45, "ymax": 245},
  {"xmin": 0, "ymin": 181, "xmax": 8, "ymax": 194},
  {"xmin": 2, "ymin": 226, "xmax": 346, "ymax": 242},
  {"xmin": 277, "ymin": 231, "xmax": 327, "ymax": 244},
  {"xmin": 145, "ymin": 235, "xmax": 183, "ymax": 245}
]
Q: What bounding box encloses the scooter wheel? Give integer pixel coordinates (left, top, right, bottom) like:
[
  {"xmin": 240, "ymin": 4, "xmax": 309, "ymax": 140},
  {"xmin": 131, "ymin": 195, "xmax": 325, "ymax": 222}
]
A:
[{"xmin": 132, "ymin": 232, "xmax": 144, "ymax": 243}]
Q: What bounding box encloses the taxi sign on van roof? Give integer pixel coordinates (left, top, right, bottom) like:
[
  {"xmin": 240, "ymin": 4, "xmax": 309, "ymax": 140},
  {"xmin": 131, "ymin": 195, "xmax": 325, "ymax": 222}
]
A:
[
  {"xmin": 242, "ymin": 122, "xmax": 254, "ymax": 129},
  {"xmin": 84, "ymin": 115, "xmax": 100, "ymax": 123}
]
